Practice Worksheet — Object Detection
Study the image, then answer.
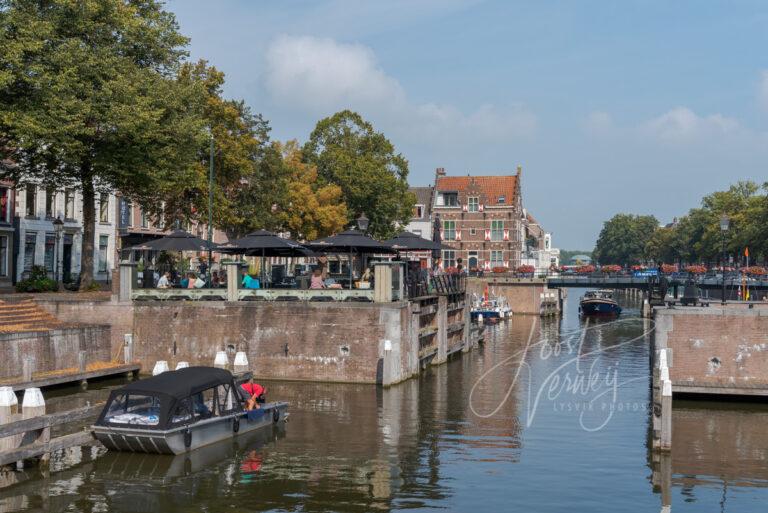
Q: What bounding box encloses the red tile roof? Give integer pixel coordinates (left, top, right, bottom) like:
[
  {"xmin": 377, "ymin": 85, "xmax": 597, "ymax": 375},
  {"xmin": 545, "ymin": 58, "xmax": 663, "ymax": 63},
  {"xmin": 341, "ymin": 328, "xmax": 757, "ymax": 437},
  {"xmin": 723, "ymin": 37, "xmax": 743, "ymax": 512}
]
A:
[{"xmin": 435, "ymin": 175, "xmax": 518, "ymax": 206}]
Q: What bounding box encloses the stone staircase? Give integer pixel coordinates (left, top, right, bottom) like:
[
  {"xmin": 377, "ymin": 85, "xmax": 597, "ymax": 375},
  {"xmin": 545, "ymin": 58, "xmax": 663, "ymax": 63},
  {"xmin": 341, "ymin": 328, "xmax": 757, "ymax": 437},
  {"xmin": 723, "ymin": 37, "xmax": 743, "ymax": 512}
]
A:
[{"xmin": 0, "ymin": 300, "xmax": 67, "ymax": 333}]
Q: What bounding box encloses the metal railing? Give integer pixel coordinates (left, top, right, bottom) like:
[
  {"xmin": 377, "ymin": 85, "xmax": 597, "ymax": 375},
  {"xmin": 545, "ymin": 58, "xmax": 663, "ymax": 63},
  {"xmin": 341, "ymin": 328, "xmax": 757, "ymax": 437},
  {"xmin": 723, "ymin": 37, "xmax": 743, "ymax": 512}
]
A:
[{"xmin": 406, "ymin": 273, "xmax": 466, "ymax": 299}]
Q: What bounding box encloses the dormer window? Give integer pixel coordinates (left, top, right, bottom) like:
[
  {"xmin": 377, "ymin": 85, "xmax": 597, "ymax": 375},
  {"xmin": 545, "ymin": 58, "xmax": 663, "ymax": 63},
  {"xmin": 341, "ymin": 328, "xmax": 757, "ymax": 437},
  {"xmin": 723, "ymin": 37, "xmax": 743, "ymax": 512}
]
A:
[
  {"xmin": 498, "ymin": 195, "xmax": 506, "ymax": 204},
  {"xmin": 437, "ymin": 192, "xmax": 459, "ymax": 207}
]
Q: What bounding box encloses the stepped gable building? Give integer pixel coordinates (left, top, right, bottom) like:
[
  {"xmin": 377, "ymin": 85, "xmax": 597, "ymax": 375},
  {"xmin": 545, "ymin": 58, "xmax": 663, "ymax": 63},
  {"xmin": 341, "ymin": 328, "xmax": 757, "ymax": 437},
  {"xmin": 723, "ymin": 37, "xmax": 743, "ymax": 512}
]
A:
[{"xmin": 432, "ymin": 167, "xmax": 524, "ymax": 271}]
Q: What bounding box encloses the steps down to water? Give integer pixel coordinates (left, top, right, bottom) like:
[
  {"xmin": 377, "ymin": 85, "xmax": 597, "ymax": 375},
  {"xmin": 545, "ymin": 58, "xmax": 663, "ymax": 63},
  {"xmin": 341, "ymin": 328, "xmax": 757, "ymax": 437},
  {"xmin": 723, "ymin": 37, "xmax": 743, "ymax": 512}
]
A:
[{"xmin": 0, "ymin": 300, "xmax": 66, "ymax": 333}]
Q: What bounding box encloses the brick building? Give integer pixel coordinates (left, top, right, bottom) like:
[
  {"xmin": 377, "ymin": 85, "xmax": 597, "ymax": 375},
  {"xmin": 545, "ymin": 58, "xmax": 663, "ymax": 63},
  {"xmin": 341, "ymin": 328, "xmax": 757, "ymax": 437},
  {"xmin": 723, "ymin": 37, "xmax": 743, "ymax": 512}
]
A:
[
  {"xmin": 432, "ymin": 167, "xmax": 524, "ymax": 271},
  {"xmin": 0, "ymin": 180, "xmax": 14, "ymax": 288}
]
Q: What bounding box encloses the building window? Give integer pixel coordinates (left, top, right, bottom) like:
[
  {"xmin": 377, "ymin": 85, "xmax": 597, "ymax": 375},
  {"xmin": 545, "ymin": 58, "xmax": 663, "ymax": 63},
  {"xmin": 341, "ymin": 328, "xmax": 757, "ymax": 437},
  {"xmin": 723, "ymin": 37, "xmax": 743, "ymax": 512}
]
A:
[
  {"xmin": 45, "ymin": 187, "xmax": 56, "ymax": 218},
  {"xmin": 444, "ymin": 193, "xmax": 458, "ymax": 207},
  {"xmin": 99, "ymin": 193, "xmax": 109, "ymax": 223},
  {"xmin": 442, "ymin": 249, "xmax": 456, "ymax": 268},
  {"xmin": 443, "ymin": 220, "xmax": 456, "ymax": 240},
  {"xmin": 413, "ymin": 204, "xmax": 424, "ymax": 218},
  {"xmin": 491, "ymin": 220, "xmax": 504, "ymax": 241},
  {"xmin": 498, "ymin": 195, "xmax": 506, "ymax": 204},
  {"xmin": 64, "ymin": 189, "xmax": 75, "ymax": 219},
  {"xmin": 0, "ymin": 236, "xmax": 7, "ymax": 277},
  {"xmin": 44, "ymin": 233, "xmax": 56, "ymax": 273},
  {"xmin": 0, "ymin": 188, "xmax": 8, "ymax": 223},
  {"xmin": 23, "ymin": 232, "xmax": 36, "ymax": 271},
  {"xmin": 468, "ymin": 197, "xmax": 479, "ymax": 212},
  {"xmin": 140, "ymin": 208, "xmax": 148, "ymax": 228},
  {"xmin": 469, "ymin": 227, "xmax": 477, "ymax": 236},
  {"xmin": 490, "ymin": 250, "xmax": 504, "ymax": 267},
  {"xmin": 98, "ymin": 235, "xmax": 109, "ymax": 273},
  {"xmin": 119, "ymin": 199, "xmax": 132, "ymax": 227},
  {"xmin": 25, "ymin": 187, "xmax": 36, "ymax": 217}
]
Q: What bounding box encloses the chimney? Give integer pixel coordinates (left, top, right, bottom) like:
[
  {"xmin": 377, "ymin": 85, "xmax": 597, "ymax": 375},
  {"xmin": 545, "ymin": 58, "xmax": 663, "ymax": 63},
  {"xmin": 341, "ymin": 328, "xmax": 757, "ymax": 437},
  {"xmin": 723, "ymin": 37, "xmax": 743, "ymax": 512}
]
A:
[
  {"xmin": 435, "ymin": 167, "xmax": 446, "ymax": 176},
  {"xmin": 516, "ymin": 165, "xmax": 522, "ymax": 176}
]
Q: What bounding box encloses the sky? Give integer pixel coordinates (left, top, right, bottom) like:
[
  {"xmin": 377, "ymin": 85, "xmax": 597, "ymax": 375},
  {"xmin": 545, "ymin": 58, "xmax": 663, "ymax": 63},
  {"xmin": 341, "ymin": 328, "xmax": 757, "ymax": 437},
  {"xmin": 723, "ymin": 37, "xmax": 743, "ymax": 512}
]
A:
[{"xmin": 166, "ymin": 0, "xmax": 768, "ymax": 249}]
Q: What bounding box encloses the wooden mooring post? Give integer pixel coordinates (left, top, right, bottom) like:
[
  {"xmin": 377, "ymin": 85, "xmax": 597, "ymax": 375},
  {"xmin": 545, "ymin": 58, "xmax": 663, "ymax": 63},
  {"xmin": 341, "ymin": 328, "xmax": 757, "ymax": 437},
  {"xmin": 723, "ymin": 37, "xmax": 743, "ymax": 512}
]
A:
[{"xmin": 652, "ymin": 348, "xmax": 672, "ymax": 452}]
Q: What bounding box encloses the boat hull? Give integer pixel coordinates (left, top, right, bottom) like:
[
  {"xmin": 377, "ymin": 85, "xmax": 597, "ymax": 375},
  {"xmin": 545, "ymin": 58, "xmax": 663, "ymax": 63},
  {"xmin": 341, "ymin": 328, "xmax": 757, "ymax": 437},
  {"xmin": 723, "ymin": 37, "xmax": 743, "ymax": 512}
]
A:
[
  {"xmin": 579, "ymin": 300, "xmax": 621, "ymax": 316},
  {"xmin": 92, "ymin": 402, "xmax": 288, "ymax": 455}
]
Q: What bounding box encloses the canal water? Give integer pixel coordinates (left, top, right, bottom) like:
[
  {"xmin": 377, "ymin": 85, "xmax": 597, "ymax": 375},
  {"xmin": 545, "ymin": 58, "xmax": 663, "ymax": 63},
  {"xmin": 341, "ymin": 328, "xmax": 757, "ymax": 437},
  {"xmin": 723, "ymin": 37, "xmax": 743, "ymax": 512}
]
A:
[{"xmin": 1, "ymin": 289, "xmax": 767, "ymax": 512}]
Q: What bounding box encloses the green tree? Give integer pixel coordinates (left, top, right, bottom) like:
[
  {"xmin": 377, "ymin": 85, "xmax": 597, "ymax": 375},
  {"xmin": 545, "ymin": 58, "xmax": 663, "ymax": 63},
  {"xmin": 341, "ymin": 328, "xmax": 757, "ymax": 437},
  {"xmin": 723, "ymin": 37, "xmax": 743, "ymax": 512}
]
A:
[
  {"xmin": 0, "ymin": 0, "xmax": 204, "ymax": 288},
  {"xmin": 593, "ymin": 214, "xmax": 658, "ymax": 266},
  {"xmin": 303, "ymin": 110, "xmax": 414, "ymax": 239}
]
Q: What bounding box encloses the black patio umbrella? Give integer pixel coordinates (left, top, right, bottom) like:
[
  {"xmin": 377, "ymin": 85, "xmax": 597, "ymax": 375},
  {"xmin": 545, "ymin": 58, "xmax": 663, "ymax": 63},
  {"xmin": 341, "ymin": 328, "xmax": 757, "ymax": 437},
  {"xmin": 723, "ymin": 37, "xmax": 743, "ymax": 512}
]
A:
[
  {"xmin": 126, "ymin": 229, "xmax": 218, "ymax": 252},
  {"xmin": 308, "ymin": 229, "xmax": 395, "ymax": 289},
  {"xmin": 383, "ymin": 231, "xmax": 452, "ymax": 252},
  {"xmin": 218, "ymin": 230, "xmax": 315, "ymax": 286},
  {"xmin": 125, "ymin": 230, "xmax": 219, "ymax": 286}
]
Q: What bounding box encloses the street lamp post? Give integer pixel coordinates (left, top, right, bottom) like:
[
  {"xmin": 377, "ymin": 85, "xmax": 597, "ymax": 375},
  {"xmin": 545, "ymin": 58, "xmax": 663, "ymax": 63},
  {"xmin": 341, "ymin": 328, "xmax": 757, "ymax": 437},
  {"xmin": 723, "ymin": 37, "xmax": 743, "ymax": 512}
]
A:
[
  {"xmin": 52, "ymin": 216, "xmax": 64, "ymax": 284},
  {"xmin": 356, "ymin": 213, "xmax": 369, "ymax": 233},
  {"xmin": 720, "ymin": 214, "xmax": 729, "ymax": 305},
  {"xmin": 207, "ymin": 133, "xmax": 214, "ymax": 288}
]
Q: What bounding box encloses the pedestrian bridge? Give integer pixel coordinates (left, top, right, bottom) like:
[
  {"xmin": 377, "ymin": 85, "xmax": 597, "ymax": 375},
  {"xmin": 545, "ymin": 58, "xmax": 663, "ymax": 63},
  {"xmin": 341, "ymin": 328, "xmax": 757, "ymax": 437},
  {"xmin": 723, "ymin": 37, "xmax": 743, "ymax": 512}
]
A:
[{"xmin": 547, "ymin": 275, "xmax": 768, "ymax": 291}]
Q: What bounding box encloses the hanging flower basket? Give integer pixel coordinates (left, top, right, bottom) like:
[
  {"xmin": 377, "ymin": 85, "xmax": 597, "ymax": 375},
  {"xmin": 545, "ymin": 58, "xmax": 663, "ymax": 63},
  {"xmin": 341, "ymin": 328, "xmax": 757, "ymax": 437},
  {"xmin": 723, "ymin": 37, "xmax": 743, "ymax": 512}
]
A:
[
  {"xmin": 492, "ymin": 266, "xmax": 509, "ymax": 273},
  {"xmin": 684, "ymin": 265, "xmax": 707, "ymax": 275},
  {"xmin": 744, "ymin": 266, "xmax": 767, "ymax": 276},
  {"xmin": 601, "ymin": 265, "xmax": 622, "ymax": 274},
  {"xmin": 516, "ymin": 265, "xmax": 535, "ymax": 275},
  {"xmin": 661, "ymin": 264, "xmax": 678, "ymax": 274},
  {"xmin": 576, "ymin": 265, "xmax": 595, "ymax": 274}
]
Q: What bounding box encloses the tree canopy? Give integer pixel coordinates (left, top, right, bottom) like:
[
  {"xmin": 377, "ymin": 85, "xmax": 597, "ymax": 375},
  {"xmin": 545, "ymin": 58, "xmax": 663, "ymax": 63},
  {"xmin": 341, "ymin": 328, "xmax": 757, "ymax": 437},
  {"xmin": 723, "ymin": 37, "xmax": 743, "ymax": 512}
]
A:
[
  {"xmin": 593, "ymin": 214, "xmax": 659, "ymax": 266},
  {"xmin": 0, "ymin": 0, "xmax": 203, "ymax": 287},
  {"xmin": 303, "ymin": 110, "xmax": 414, "ymax": 239}
]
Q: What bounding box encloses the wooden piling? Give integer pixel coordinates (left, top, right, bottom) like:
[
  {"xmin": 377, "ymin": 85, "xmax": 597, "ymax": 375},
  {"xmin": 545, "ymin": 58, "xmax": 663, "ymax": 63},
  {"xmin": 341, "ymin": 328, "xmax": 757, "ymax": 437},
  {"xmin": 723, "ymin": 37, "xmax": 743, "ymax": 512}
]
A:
[
  {"xmin": 78, "ymin": 351, "xmax": 88, "ymax": 389},
  {"xmin": 660, "ymin": 379, "xmax": 672, "ymax": 451},
  {"xmin": 20, "ymin": 388, "xmax": 46, "ymax": 469},
  {"xmin": 0, "ymin": 387, "xmax": 19, "ymax": 468}
]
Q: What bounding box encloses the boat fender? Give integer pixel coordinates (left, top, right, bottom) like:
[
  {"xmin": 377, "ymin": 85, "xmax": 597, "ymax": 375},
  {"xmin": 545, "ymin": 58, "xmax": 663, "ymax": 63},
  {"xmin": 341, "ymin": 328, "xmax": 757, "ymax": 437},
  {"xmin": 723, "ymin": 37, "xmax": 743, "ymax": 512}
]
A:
[
  {"xmin": 233, "ymin": 417, "xmax": 240, "ymax": 433},
  {"xmin": 184, "ymin": 428, "xmax": 192, "ymax": 448},
  {"xmin": 272, "ymin": 408, "xmax": 280, "ymax": 423}
]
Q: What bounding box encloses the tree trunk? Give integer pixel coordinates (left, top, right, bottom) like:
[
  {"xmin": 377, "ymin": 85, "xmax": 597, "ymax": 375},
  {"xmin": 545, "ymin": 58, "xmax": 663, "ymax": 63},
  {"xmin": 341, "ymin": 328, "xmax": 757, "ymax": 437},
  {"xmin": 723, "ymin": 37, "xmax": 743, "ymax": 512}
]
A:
[{"xmin": 79, "ymin": 172, "xmax": 95, "ymax": 290}]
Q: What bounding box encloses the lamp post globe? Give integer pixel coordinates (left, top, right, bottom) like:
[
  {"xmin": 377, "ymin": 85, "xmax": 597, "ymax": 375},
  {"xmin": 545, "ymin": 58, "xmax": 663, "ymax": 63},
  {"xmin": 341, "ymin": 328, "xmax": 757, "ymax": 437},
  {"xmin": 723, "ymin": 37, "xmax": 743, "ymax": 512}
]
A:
[{"xmin": 356, "ymin": 213, "xmax": 369, "ymax": 233}]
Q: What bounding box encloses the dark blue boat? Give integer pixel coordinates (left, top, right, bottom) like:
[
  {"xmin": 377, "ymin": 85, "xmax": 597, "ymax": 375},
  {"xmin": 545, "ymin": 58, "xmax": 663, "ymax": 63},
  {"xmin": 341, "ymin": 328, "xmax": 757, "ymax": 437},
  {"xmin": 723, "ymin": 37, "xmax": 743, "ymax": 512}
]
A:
[{"xmin": 579, "ymin": 290, "xmax": 622, "ymax": 316}]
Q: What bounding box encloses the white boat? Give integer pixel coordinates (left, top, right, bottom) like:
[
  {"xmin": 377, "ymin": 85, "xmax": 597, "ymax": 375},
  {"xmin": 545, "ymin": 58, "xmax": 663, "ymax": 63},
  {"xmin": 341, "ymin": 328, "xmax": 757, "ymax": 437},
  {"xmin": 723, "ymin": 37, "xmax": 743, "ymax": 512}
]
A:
[
  {"xmin": 471, "ymin": 292, "xmax": 511, "ymax": 320},
  {"xmin": 92, "ymin": 367, "xmax": 288, "ymax": 455}
]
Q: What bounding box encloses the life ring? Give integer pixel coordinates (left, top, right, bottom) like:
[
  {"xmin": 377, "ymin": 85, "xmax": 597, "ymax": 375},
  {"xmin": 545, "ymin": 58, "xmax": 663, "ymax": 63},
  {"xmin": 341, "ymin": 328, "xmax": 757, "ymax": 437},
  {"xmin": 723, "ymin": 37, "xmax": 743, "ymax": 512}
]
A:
[
  {"xmin": 233, "ymin": 417, "xmax": 240, "ymax": 433},
  {"xmin": 184, "ymin": 429, "xmax": 192, "ymax": 448},
  {"xmin": 272, "ymin": 407, "xmax": 280, "ymax": 423}
]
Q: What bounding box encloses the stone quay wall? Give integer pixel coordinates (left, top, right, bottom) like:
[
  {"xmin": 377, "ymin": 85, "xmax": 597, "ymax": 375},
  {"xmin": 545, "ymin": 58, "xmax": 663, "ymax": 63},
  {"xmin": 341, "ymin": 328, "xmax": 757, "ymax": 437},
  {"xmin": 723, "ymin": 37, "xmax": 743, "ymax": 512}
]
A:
[
  {"xmin": 653, "ymin": 304, "xmax": 768, "ymax": 395},
  {"xmin": 0, "ymin": 325, "xmax": 111, "ymax": 380},
  {"xmin": 35, "ymin": 299, "xmax": 466, "ymax": 385},
  {"xmin": 466, "ymin": 277, "xmax": 561, "ymax": 315}
]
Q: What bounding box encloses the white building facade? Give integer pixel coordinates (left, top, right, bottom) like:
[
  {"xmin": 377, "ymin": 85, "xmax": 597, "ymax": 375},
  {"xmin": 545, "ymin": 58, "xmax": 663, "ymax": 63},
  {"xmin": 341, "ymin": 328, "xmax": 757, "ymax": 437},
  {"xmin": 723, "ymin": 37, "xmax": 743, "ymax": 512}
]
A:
[{"xmin": 15, "ymin": 184, "xmax": 116, "ymax": 284}]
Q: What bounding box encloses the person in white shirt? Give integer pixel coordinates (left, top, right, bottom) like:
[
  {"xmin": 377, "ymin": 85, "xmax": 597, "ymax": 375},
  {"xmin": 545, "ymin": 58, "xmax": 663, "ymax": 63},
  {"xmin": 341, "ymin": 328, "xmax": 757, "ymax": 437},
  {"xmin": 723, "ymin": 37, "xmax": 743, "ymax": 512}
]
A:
[{"xmin": 157, "ymin": 272, "xmax": 171, "ymax": 289}]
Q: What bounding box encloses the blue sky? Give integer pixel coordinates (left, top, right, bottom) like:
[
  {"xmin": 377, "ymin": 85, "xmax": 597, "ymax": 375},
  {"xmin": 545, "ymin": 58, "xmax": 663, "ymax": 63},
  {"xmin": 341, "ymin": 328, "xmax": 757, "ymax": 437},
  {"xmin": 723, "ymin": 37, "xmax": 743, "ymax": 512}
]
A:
[{"xmin": 166, "ymin": 0, "xmax": 768, "ymax": 248}]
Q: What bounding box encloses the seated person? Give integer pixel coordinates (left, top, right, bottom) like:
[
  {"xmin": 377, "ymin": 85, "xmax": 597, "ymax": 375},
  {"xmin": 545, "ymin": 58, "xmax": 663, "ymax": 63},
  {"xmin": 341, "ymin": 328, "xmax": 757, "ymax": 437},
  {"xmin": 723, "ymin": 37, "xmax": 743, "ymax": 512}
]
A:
[
  {"xmin": 240, "ymin": 377, "xmax": 266, "ymax": 411},
  {"xmin": 211, "ymin": 271, "xmax": 219, "ymax": 287},
  {"xmin": 192, "ymin": 392, "xmax": 211, "ymax": 418},
  {"xmin": 242, "ymin": 274, "xmax": 260, "ymax": 289},
  {"xmin": 180, "ymin": 275, "xmax": 189, "ymax": 288},
  {"xmin": 157, "ymin": 271, "xmax": 171, "ymax": 289},
  {"xmin": 194, "ymin": 274, "xmax": 205, "ymax": 288},
  {"xmin": 309, "ymin": 268, "xmax": 325, "ymax": 289}
]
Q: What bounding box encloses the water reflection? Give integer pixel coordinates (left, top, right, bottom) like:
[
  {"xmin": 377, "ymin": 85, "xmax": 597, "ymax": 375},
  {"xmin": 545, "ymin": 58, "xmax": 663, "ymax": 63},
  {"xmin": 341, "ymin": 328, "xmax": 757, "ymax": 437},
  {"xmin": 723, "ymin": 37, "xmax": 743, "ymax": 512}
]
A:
[{"xmin": 0, "ymin": 290, "xmax": 767, "ymax": 512}]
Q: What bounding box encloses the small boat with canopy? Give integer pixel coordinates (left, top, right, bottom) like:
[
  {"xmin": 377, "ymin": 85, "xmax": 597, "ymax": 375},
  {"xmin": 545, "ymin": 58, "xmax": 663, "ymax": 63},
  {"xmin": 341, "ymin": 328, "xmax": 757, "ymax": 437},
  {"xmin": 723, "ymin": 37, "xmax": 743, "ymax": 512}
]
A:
[{"xmin": 91, "ymin": 367, "xmax": 288, "ymax": 455}]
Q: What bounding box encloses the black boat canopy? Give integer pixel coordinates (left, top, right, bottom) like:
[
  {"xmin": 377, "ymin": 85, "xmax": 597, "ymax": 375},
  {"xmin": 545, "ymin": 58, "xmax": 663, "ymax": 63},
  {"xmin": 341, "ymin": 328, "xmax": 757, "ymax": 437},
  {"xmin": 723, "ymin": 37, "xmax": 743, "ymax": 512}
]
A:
[
  {"xmin": 95, "ymin": 367, "xmax": 240, "ymax": 430},
  {"xmin": 120, "ymin": 366, "xmax": 234, "ymax": 400}
]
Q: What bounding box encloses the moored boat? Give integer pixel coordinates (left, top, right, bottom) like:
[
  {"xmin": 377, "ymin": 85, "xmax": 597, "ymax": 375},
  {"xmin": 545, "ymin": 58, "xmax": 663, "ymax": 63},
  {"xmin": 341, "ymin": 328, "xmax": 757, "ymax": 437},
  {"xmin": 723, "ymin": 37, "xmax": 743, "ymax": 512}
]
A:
[
  {"xmin": 579, "ymin": 289, "xmax": 621, "ymax": 316},
  {"xmin": 471, "ymin": 286, "xmax": 511, "ymax": 320},
  {"xmin": 91, "ymin": 366, "xmax": 288, "ymax": 455}
]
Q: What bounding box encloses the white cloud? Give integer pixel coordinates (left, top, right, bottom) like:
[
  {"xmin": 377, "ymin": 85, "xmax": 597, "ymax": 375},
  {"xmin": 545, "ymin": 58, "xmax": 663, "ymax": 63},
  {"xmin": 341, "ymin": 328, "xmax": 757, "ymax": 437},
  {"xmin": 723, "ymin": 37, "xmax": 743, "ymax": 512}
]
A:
[
  {"xmin": 582, "ymin": 111, "xmax": 614, "ymax": 137},
  {"xmin": 759, "ymin": 70, "xmax": 768, "ymax": 113},
  {"xmin": 641, "ymin": 107, "xmax": 740, "ymax": 143},
  {"xmin": 263, "ymin": 35, "xmax": 537, "ymax": 149}
]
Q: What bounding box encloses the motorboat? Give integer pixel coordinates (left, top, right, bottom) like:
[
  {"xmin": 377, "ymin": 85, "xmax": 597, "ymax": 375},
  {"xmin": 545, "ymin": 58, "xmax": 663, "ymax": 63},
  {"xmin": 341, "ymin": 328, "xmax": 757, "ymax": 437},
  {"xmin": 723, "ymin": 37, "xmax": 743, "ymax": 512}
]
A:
[
  {"xmin": 579, "ymin": 290, "xmax": 621, "ymax": 316},
  {"xmin": 91, "ymin": 366, "xmax": 288, "ymax": 455},
  {"xmin": 471, "ymin": 289, "xmax": 511, "ymax": 320}
]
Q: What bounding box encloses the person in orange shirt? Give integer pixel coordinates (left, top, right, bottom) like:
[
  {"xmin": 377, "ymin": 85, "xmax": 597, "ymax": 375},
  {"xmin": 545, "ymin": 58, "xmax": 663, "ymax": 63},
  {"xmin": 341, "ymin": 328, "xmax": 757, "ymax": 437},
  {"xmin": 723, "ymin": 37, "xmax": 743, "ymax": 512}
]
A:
[{"xmin": 240, "ymin": 377, "xmax": 266, "ymax": 411}]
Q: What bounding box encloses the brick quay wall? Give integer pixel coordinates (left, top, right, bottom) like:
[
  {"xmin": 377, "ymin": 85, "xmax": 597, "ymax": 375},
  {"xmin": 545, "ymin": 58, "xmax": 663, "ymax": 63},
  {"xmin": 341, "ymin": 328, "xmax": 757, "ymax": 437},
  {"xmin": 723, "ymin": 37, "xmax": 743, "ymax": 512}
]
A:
[
  {"xmin": 653, "ymin": 304, "xmax": 768, "ymax": 395},
  {"xmin": 36, "ymin": 299, "xmax": 464, "ymax": 385}
]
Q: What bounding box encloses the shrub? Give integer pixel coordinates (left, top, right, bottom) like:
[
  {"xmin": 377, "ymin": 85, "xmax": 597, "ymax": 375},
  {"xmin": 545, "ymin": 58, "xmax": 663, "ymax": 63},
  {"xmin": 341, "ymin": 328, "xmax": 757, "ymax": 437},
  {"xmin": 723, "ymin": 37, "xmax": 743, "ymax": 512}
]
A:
[{"xmin": 15, "ymin": 265, "xmax": 59, "ymax": 293}]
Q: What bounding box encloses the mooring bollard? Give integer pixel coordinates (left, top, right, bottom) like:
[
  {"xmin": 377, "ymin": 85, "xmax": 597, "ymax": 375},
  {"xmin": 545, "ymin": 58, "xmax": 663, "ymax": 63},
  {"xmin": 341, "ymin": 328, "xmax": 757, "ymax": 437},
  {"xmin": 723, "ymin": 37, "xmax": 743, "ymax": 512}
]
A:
[
  {"xmin": 123, "ymin": 333, "xmax": 134, "ymax": 364},
  {"xmin": 477, "ymin": 314, "xmax": 483, "ymax": 324},
  {"xmin": 22, "ymin": 357, "xmax": 33, "ymax": 383},
  {"xmin": 20, "ymin": 388, "xmax": 47, "ymax": 469},
  {"xmin": 660, "ymin": 379, "xmax": 672, "ymax": 451},
  {"xmin": 214, "ymin": 351, "xmax": 229, "ymax": 369},
  {"xmin": 78, "ymin": 350, "xmax": 88, "ymax": 389},
  {"xmin": 152, "ymin": 361, "xmax": 169, "ymax": 376},
  {"xmin": 233, "ymin": 352, "xmax": 249, "ymax": 373},
  {"xmin": 0, "ymin": 387, "xmax": 19, "ymax": 461},
  {"xmin": 175, "ymin": 361, "xmax": 189, "ymax": 370}
]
